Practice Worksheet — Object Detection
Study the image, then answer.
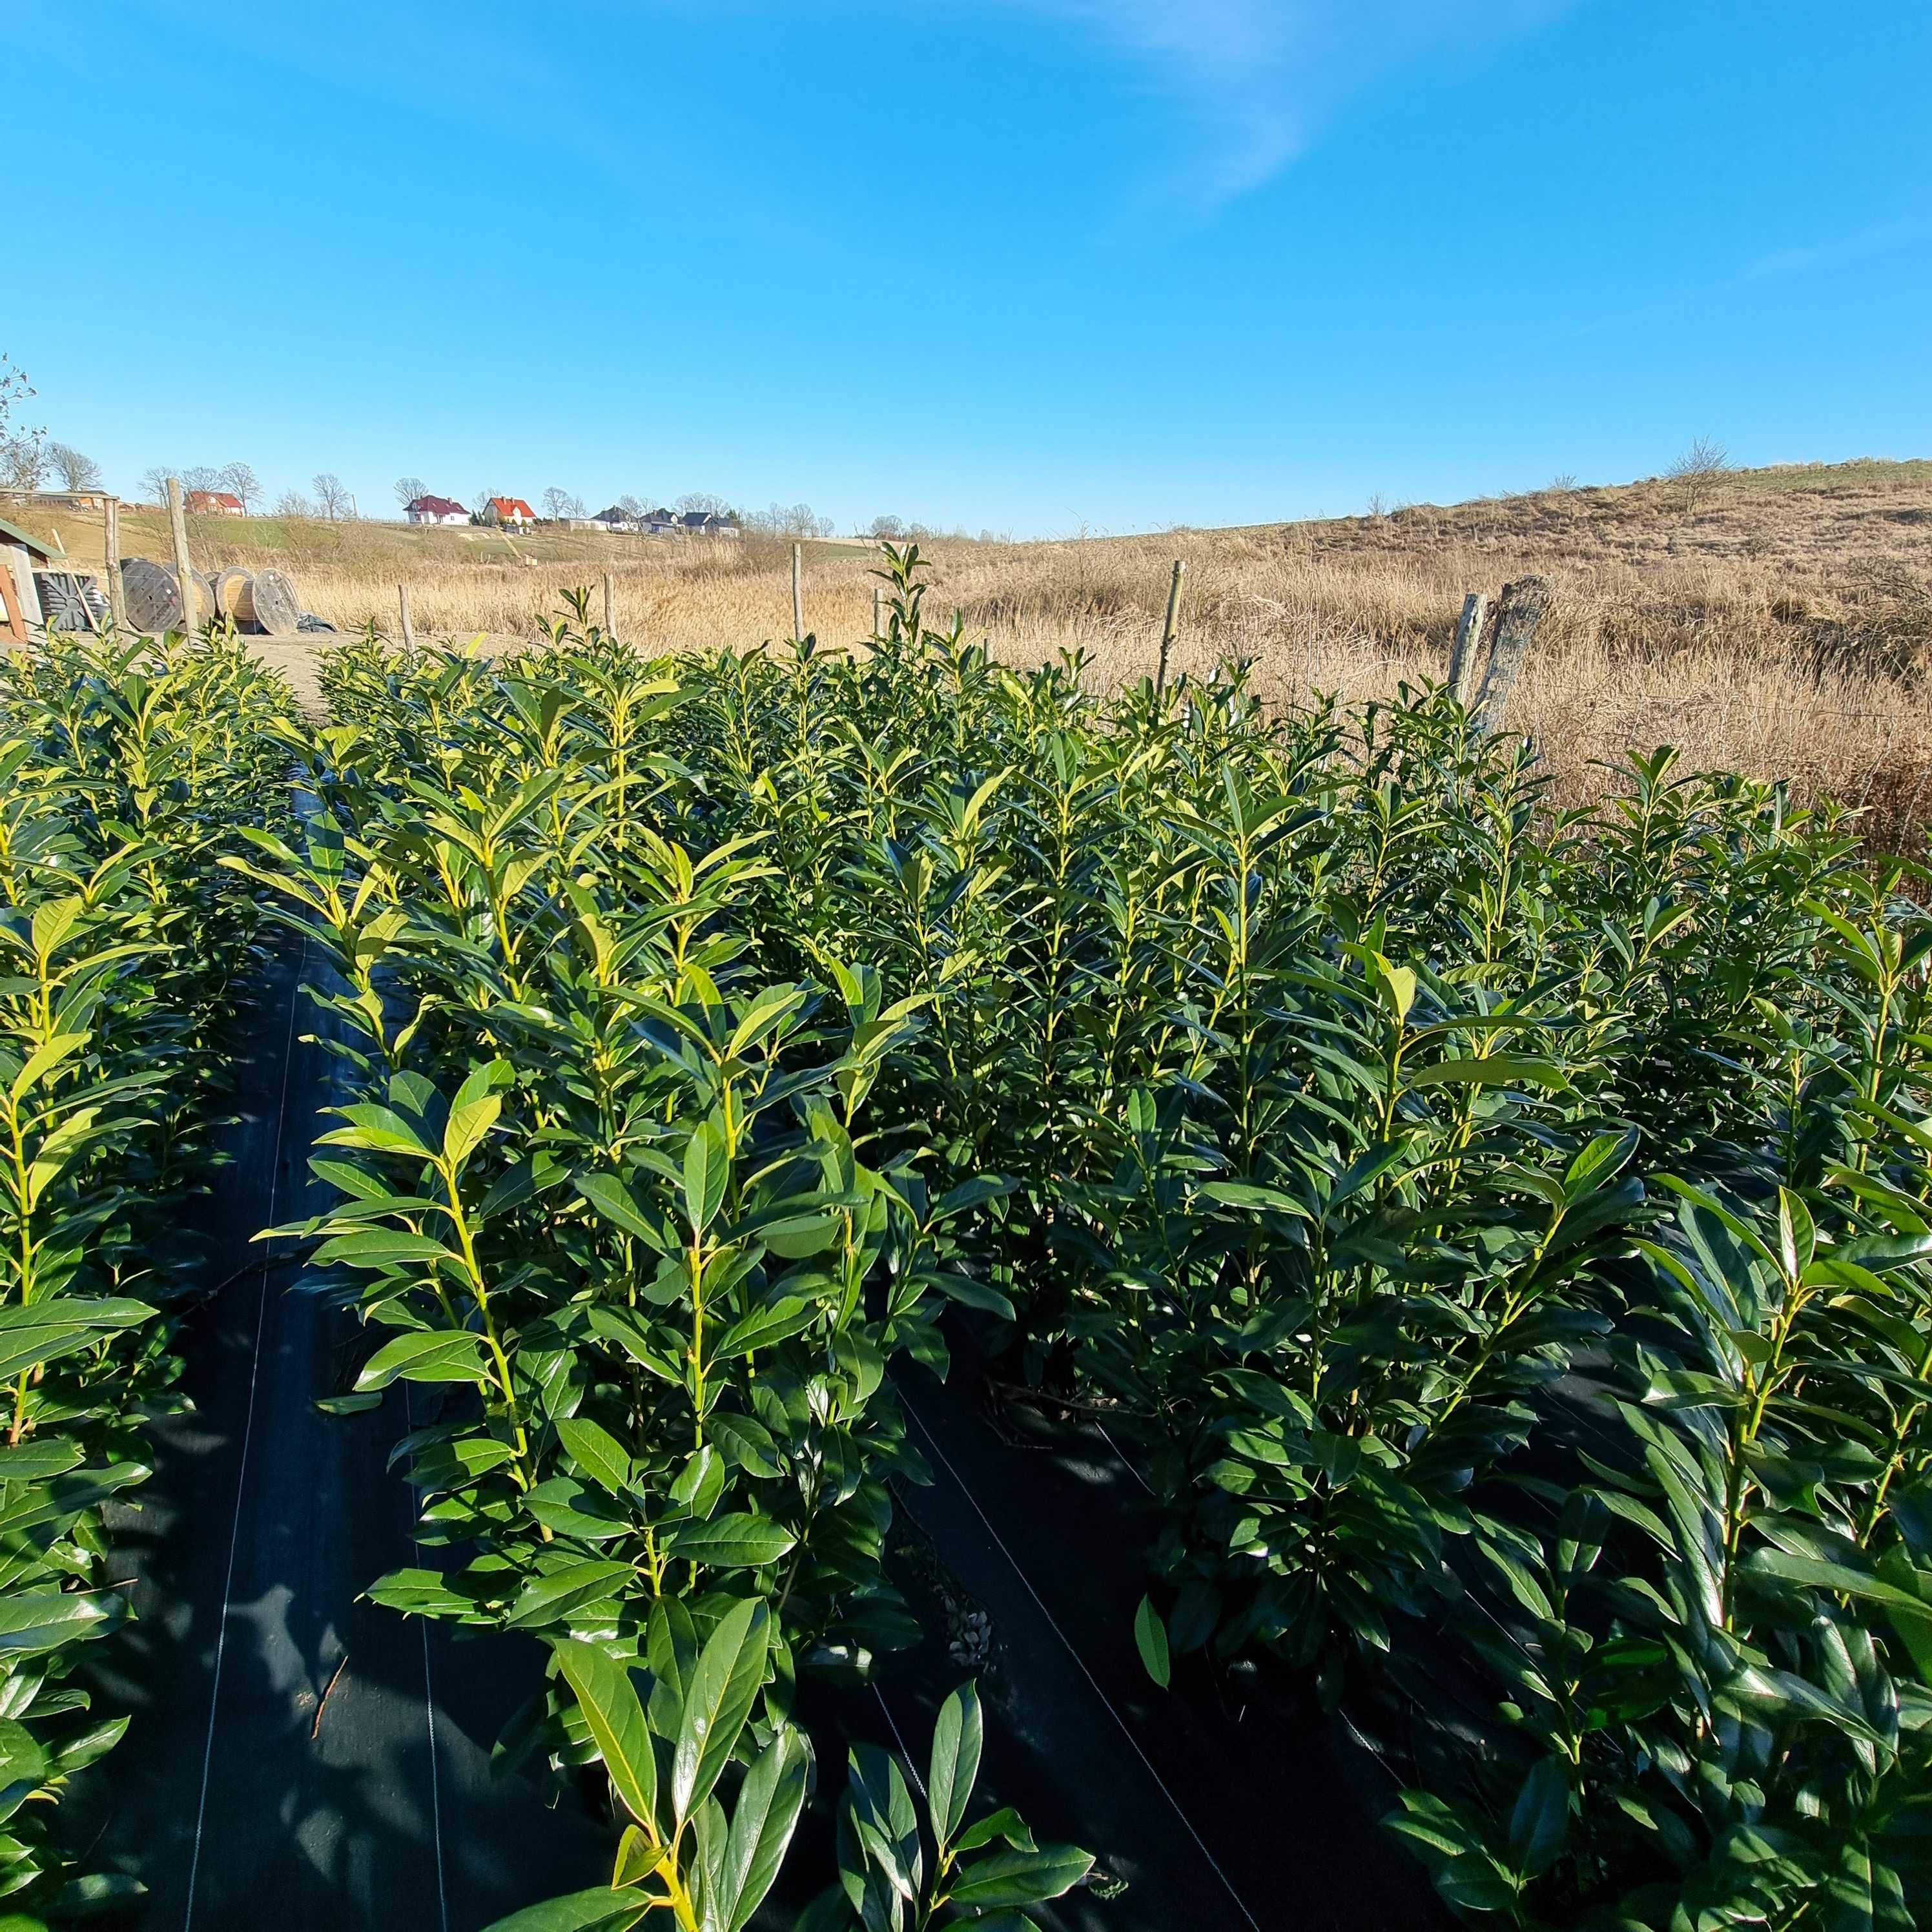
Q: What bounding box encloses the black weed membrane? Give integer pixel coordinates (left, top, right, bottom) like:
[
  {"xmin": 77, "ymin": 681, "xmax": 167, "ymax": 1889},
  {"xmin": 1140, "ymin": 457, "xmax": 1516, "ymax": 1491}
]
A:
[
  {"xmin": 85, "ymin": 939, "xmax": 606, "ymax": 1927},
  {"xmin": 6, "ymin": 565, "xmax": 1931, "ymax": 1931}
]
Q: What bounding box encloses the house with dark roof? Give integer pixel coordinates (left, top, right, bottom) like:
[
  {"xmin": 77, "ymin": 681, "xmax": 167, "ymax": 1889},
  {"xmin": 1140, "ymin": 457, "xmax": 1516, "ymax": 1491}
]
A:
[
  {"xmin": 406, "ymin": 494, "xmax": 469, "ymax": 526},
  {"xmin": 481, "ymin": 497, "xmax": 537, "ymax": 528},
  {"xmin": 591, "ymin": 505, "xmax": 638, "ymax": 532},
  {"xmin": 644, "ymin": 508, "xmax": 680, "ymax": 535}
]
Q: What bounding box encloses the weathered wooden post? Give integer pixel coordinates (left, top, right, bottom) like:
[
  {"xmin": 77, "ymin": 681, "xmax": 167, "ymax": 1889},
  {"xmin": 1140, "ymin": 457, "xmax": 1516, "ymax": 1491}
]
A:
[
  {"xmin": 1446, "ymin": 591, "xmax": 1487, "ymax": 706},
  {"xmin": 602, "ymin": 571, "xmax": 616, "ymax": 637},
  {"xmin": 1472, "ymin": 576, "xmax": 1552, "ymax": 736},
  {"xmin": 104, "ymin": 497, "xmax": 126, "ymax": 630},
  {"xmin": 872, "ymin": 585, "xmax": 886, "ymax": 639},
  {"xmin": 1155, "ymin": 559, "xmax": 1186, "ymax": 695},
  {"xmin": 792, "ymin": 543, "xmax": 805, "ymax": 641},
  {"xmin": 398, "ymin": 584, "xmax": 415, "ymax": 649},
  {"xmin": 165, "ymin": 478, "xmax": 196, "ymax": 636}
]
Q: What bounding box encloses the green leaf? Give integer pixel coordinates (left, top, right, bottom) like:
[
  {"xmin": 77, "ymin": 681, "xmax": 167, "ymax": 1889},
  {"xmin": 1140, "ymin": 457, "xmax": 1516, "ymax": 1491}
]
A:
[
  {"xmin": 1133, "ymin": 1596, "xmax": 1171, "ymax": 1689},
  {"xmin": 315, "ymin": 1229, "xmax": 462, "ymax": 1271},
  {"xmin": 672, "ymin": 1598, "xmax": 770, "ymax": 1824},
  {"xmin": 684, "ymin": 1118, "xmax": 728, "ymax": 1234},
  {"xmin": 1407, "ymin": 1055, "xmax": 1568, "ymax": 1092},
  {"xmin": 714, "ymin": 1297, "xmax": 817, "ymax": 1359},
  {"xmin": 577, "ymin": 1173, "xmax": 664, "ymax": 1249},
  {"xmin": 355, "ymin": 1330, "xmax": 488, "ymax": 1391},
  {"xmin": 945, "ymin": 1845, "xmax": 1095, "ymax": 1911},
  {"xmin": 475, "ymin": 1887, "xmax": 654, "ymax": 1932},
  {"xmin": 930, "ymin": 1681, "xmax": 983, "ymax": 1856},
  {"xmin": 663, "ymin": 1514, "xmax": 796, "ymax": 1570},
  {"xmin": 1506, "ymin": 1758, "xmax": 1569, "ymax": 1878},
  {"xmin": 506, "ymin": 1561, "xmax": 637, "ymax": 1630},
  {"xmin": 0, "ymin": 1299, "xmax": 151, "ymax": 1381},
  {"xmin": 706, "ymin": 1412, "xmax": 785, "ymax": 1479},
  {"xmin": 315, "ymin": 1392, "xmax": 385, "ymax": 1416},
  {"xmin": 551, "ymin": 1640, "xmax": 657, "ymax": 1830},
  {"xmin": 444, "ymin": 1070, "xmax": 504, "ymax": 1169},
  {"xmin": 557, "ymin": 1417, "xmax": 633, "ymax": 1499},
  {"xmin": 0, "ymin": 1590, "xmax": 117, "ymax": 1656},
  {"xmin": 717, "ymin": 1729, "xmax": 809, "ymax": 1932}
]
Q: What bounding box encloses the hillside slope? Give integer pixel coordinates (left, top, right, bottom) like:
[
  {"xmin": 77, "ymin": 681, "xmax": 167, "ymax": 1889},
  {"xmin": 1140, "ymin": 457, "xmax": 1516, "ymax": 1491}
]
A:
[{"xmin": 8, "ymin": 459, "xmax": 1930, "ymax": 841}]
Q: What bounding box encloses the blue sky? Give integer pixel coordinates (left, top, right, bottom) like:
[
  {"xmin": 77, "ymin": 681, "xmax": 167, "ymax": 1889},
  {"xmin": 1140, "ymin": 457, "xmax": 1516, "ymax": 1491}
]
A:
[{"xmin": 15, "ymin": 1, "xmax": 1931, "ymax": 533}]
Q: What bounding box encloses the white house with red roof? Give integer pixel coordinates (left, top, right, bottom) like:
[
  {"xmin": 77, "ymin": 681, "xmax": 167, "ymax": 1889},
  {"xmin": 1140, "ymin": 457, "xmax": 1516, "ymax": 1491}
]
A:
[
  {"xmin": 187, "ymin": 490, "xmax": 246, "ymax": 516},
  {"xmin": 481, "ymin": 496, "xmax": 537, "ymax": 528}
]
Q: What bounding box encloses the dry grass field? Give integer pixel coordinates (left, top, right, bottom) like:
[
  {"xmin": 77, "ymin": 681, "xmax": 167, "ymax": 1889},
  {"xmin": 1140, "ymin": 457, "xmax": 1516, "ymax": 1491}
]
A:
[{"xmin": 14, "ymin": 457, "xmax": 1932, "ymax": 844}]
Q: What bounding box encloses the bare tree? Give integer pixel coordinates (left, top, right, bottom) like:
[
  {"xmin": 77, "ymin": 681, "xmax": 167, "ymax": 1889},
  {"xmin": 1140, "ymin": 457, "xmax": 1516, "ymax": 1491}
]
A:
[
  {"xmin": 312, "ymin": 473, "xmax": 351, "ymax": 520},
  {"xmin": 139, "ymin": 467, "xmax": 174, "ymax": 506},
  {"xmin": 45, "ymin": 443, "xmax": 103, "ymax": 492},
  {"xmin": 181, "ymin": 465, "xmax": 225, "ymax": 493},
  {"xmin": 394, "ymin": 475, "xmax": 427, "ymax": 509},
  {"xmin": 0, "ymin": 355, "xmax": 36, "ymax": 442},
  {"xmin": 542, "ymin": 487, "xmax": 572, "ymax": 521},
  {"xmin": 221, "ymin": 462, "xmax": 261, "ymax": 513},
  {"xmin": 1, "ymin": 438, "xmax": 48, "ymax": 490},
  {"xmin": 868, "ymin": 514, "xmax": 906, "ymax": 540},
  {"xmin": 1665, "ymin": 437, "xmax": 1731, "ymax": 514},
  {"xmin": 0, "ymin": 356, "xmax": 43, "ymax": 488},
  {"xmin": 675, "ymin": 491, "xmax": 730, "ymax": 517},
  {"xmin": 273, "ymin": 488, "xmax": 315, "ymax": 519},
  {"xmin": 617, "ymin": 493, "xmax": 646, "ymax": 520}
]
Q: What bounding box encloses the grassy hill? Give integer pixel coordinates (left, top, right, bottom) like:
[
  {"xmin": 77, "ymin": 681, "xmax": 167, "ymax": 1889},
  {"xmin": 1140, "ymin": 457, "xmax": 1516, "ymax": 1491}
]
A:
[{"xmin": 10, "ymin": 458, "xmax": 1931, "ymax": 843}]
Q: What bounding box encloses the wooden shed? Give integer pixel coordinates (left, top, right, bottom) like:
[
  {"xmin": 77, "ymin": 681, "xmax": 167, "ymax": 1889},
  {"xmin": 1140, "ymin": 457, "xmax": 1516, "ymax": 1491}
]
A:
[{"xmin": 0, "ymin": 516, "xmax": 53, "ymax": 644}]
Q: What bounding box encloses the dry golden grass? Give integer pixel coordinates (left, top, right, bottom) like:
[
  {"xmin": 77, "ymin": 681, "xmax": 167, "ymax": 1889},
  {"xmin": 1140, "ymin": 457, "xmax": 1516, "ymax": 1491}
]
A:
[{"xmin": 13, "ymin": 459, "xmax": 1932, "ymax": 843}]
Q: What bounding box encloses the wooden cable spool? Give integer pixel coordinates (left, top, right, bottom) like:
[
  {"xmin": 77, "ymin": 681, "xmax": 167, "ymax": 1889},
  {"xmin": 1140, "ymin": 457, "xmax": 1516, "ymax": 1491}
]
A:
[
  {"xmin": 212, "ymin": 567, "xmax": 254, "ymax": 624},
  {"xmin": 119, "ymin": 558, "xmax": 215, "ymax": 633},
  {"xmin": 239, "ymin": 568, "xmax": 300, "ymax": 637}
]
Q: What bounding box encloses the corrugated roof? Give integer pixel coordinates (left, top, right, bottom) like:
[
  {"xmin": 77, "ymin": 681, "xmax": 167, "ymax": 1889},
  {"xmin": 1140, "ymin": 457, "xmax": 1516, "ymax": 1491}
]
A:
[{"xmin": 0, "ymin": 516, "xmax": 54, "ymax": 560}]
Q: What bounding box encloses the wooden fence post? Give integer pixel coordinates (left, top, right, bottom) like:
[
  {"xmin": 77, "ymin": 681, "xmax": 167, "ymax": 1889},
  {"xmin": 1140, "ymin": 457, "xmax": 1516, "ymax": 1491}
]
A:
[
  {"xmin": 602, "ymin": 571, "xmax": 615, "ymax": 637},
  {"xmin": 1472, "ymin": 575, "xmax": 1552, "ymax": 736},
  {"xmin": 872, "ymin": 585, "xmax": 886, "ymax": 639},
  {"xmin": 1155, "ymin": 559, "xmax": 1186, "ymax": 695},
  {"xmin": 792, "ymin": 544, "xmax": 805, "ymax": 641},
  {"xmin": 165, "ymin": 478, "xmax": 196, "ymax": 636},
  {"xmin": 398, "ymin": 584, "xmax": 415, "ymax": 650},
  {"xmin": 104, "ymin": 497, "xmax": 126, "ymax": 630},
  {"xmin": 1446, "ymin": 591, "xmax": 1487, "ymax": 706}
]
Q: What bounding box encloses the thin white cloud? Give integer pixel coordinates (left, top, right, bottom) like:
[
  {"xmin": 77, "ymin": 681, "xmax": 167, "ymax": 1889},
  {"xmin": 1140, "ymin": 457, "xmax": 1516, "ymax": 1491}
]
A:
[
  {"xmin": 998, "ymin": 0, "xmax": 1574, "ymax": 203},
  {"xmin": 1749, "ymin": 217, "xmax": 1929, "ymax": 282}
]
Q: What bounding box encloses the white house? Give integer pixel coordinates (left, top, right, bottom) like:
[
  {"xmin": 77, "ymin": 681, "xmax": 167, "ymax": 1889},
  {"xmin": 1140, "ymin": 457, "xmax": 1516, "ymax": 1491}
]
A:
[{"xmin": 406, "ymin": 494, "xmax": 470, "ymax": 526}]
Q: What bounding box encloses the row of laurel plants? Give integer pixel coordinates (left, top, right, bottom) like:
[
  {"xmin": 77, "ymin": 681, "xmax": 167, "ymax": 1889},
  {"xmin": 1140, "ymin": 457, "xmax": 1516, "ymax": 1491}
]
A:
[
  {"xmin": 642, "ymin": 552, "xmax": 1932, "ymax": 1928},
  {"xmin": 242, "ymin": 606, "xmax": 1094, "ymax": 1931},
  {"xmin": 0, "ymin": 626, "xmax": 296, "ymax": 1923}
]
